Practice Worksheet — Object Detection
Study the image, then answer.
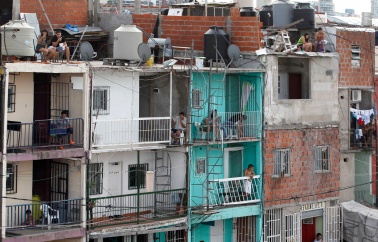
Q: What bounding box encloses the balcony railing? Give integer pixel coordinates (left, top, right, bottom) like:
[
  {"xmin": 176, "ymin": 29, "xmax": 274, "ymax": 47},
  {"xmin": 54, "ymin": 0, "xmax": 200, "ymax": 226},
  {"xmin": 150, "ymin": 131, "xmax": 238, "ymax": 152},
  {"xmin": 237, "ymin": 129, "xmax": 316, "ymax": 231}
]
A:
[
  {"xmin": 92, "ymin": 117, "xmax": 171, "ymax": 147},
  {"xmin": 350, "ymin": 129, "xmax": 374, "ymax": 150},
  {"xmin": 6, "ymin": 198, "xmax": 82, "ymax": 230},
  {"xmin": 7, "ymin": 118, "xmax": 84, "ymax": 151},
  {"xmin": 88, "ymin": 188, "xmax": 187, "ymax": 228},
  {"xmin": 208, "ymin": 175, "xmax": 262, "ymax": 206}
]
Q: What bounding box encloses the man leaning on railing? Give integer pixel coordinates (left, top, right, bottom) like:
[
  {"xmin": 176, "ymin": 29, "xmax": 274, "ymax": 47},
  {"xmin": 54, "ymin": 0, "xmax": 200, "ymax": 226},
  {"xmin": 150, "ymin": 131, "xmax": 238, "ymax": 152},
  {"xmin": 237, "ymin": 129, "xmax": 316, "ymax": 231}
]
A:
[{"xmin": 243, "ymin": 164, "xmax": 255, "ymax": 198}]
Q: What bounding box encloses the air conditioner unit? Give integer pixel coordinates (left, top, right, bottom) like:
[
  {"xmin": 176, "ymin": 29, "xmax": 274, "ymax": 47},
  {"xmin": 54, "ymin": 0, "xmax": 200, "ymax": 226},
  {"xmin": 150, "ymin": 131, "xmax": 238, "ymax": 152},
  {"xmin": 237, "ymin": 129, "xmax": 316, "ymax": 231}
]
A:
[{"xmin": 351, "ymin": 90, "xmax": 362, "ymax": 102}]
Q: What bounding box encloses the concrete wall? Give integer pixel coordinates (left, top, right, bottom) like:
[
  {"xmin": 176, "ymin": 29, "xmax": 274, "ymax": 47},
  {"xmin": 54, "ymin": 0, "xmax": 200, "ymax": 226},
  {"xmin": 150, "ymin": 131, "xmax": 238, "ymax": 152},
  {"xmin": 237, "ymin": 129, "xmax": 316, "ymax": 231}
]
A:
[
  {"xmin": 8, "ymin": 73, "xmax": 34, "ymax": 123},
  {"xmin": 264, "ymin": 55, "xmax": 339, "ymax": 127},
  {"xmin": 339, "ymin": 153, "xmax": 355, "ymax": 203},
  {"xmin": 6, "ymin": 160, "xmax": 33, "ymax": 206}
]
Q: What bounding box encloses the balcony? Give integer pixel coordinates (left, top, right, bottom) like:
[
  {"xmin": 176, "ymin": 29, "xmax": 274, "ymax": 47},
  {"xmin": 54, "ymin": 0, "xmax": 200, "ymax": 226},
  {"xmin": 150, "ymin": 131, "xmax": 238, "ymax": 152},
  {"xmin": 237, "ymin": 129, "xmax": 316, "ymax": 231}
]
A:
[
  {"xmin": 6, "ymin": 198, "xmax": 82, "ymax": 232},
  {"xmin": 349, "ymin": 129, "xmax": 374, "ymax": 150},
  {"xmin": 88, "ymin": 188, "xmax": 187, "ymax": 228},
  {"xmin": 92, "ymin": 117, "xmax": 171, "ymax": 149},
  {"xmin": 6, "ymin": 118, "xmax": 84, "ymax": 153},
  {"xmin": 208, "ymin": 176, "xmax": 262, "ymax": 206}
]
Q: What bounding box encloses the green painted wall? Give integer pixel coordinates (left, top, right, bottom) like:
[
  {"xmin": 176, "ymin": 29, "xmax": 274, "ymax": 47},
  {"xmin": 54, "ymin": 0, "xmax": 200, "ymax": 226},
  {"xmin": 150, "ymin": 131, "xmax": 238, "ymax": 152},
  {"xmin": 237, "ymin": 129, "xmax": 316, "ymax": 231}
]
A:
[
  {"xmin": 315, "ymin": 216, "xmax": 323, "ymax": 235},
  {"xmin": 224, "ymin": 219, "xmax": 233, "ymax": 242},
  {"xmin": 355, "ymin": 152, "xmax": 375, "ymax": 205}
]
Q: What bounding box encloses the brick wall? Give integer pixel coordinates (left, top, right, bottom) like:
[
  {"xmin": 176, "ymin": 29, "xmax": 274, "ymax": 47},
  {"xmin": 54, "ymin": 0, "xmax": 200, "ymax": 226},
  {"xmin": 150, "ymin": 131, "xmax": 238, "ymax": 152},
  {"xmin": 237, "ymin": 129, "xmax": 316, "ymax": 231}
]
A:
[
  {"xmin": 337, "ymin": 29, "xmax": 375, "ymax": 87},
  {"xmin": 132, "ymin": 10, "xmax": 261, "ymax": 52},
  {"xmin": 264, "ymin": 128, "xmax": 340, "ymax": 207},
  {"xmin": 20, "ymin": 0, "xmax": 88, "ymax": 30}
]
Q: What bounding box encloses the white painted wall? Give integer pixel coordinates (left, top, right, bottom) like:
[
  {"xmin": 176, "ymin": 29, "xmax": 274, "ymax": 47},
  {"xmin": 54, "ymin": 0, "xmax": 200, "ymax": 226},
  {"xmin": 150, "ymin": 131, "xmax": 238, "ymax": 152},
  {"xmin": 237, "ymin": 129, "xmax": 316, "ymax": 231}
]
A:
[
  {"xmin": 264, "ymin": 55, "xmax": 339, "ymax": 127},
  {"xmin": 92, "ymin": 69, "xmax": 139, "ymax": 120},
  {"xmin": 7, "ymin": 73, "xmax": 34, "ymax": 123},
  {"xmin": 6, "ymin": 160, "xmax": 33, "ymax": 206}
]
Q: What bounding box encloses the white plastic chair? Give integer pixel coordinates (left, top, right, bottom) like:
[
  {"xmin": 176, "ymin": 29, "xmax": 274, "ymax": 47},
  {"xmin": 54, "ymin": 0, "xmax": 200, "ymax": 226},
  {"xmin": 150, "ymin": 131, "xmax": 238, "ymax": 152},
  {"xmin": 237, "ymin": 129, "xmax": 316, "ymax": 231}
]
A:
[
  {"xmin": 40, "ymin": 204, "xmax": 60, "ymax": 229},
  {"xmin": 194, "ymin": 122, "xmax": 206, "ymax": 139}
]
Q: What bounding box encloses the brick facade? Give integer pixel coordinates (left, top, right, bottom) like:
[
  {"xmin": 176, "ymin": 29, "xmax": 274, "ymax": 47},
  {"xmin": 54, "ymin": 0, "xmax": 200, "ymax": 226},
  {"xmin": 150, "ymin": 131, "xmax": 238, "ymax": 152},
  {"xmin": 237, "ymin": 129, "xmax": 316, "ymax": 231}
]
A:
[
  {"xmin": 264, "ymin": 128, "xmax": 340, "ymax": 207},
  {"xmin": 337, "ymin": 29, "xmax": 375, "ymax": 87},
  {"xmin": 132, "ymin": 8, "xmax": 262, "ymax": 52},
  {"xmin": 20, "ymin": 0, "xmax": 88, "ymax": 30}
]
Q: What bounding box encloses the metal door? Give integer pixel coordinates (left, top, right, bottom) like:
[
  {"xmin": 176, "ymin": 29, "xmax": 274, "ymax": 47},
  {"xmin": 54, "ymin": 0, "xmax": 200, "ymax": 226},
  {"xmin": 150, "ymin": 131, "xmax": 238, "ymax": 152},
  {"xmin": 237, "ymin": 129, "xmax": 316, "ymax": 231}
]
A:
[
  {"xmin": 325, "ymin": 206, "xmax": 343, "ymax": 242},
  {"xmin": 284, "ymin": 213, "xmax": 301, "ymax": 242}
]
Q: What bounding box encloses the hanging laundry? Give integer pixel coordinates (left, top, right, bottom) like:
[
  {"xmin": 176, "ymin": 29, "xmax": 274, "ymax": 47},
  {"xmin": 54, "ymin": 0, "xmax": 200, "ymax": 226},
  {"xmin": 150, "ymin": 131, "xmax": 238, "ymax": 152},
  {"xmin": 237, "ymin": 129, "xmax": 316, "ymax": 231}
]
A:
[{"xmin": 350, "ymin": 108, "xmax": 374, "ymax": 125}]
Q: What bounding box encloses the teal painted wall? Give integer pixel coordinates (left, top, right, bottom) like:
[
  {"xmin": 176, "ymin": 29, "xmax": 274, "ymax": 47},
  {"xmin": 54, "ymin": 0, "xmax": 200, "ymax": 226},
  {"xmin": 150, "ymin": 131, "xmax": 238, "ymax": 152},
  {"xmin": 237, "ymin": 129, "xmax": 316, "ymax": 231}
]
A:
[
  {"xmin": 224, "ymin": 219, "xmax": 233, "ymax": 242},
  {"xmin": 355, "ymin": 152, "xmax": 375, "ymax": 205},
  {"xmin": 193, "ymin": 223, "xmax": 211, "ymax": 242}
]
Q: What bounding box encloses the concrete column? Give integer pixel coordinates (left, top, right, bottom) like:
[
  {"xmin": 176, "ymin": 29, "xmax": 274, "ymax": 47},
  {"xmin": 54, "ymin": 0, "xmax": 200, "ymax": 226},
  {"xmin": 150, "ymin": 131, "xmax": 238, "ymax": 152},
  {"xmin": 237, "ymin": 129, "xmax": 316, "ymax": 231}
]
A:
[{"xmin": 12, "ymin": 0, "xmax": 20, "ymax": 20}]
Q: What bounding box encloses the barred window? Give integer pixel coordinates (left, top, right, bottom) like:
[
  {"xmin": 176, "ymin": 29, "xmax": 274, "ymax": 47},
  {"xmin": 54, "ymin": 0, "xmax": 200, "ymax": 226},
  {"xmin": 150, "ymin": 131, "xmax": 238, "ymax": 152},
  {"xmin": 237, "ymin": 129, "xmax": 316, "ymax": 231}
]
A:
[
  {"xmin": 195, "ymin": 158, "xmax": 206, "ymax": 176},
  {"xmin": 88, "ymin": 163, "xmax": 103, "ymax": 195},
  {"xmin": 128, "ymin": 164, "xmax": 148, "ymax": 189},
  {"xmin": 8, "ymin": 85, "xmax": 16, "ymax": 113},
  {"xmin": 6, "ymin": 164, "xmax": 17, "ymax": 194},
  {"xmin": 315, "ymin": 146, "xmax": 330, "ymax": 171},
  {"xmin": 93, "ymin": 86, "xmax": 110, "ymax": 115},
  {"xmin": 192, "ymin": 89, "xmax": 202, "ymax": 109},
  {"xmin": 264, "ymin": 208, "xmax": 282, "ymax": 242},
  {"xmin": 273, "ymin": 149, "xmax": 290, "ymax": 177}
]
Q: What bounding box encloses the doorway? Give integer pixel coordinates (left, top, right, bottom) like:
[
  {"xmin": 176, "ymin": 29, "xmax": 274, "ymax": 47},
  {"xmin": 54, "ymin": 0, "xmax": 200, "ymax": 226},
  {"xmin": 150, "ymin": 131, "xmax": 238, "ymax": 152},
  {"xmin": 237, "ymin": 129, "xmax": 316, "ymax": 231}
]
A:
[
  {"xmin": 302, "ymin": 217, "xmax": 316, "ymax": 242},
  {"xmin": 210, "ymin": 220, "xmax": 224, "ymax": 242},
  {"xmin": 224, "ymin": 147, "xmax": 244, "ymax": 178}
]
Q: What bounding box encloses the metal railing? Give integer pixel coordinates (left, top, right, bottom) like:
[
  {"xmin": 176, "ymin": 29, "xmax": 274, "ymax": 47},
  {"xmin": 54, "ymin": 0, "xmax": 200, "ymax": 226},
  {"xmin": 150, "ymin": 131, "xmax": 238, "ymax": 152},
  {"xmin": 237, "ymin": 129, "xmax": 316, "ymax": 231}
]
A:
[
  {"xmin": 92, "ymin": 117, "xmax": 170, "ymax": 147},
  {"xmin": 208, "ymin": 175, "xmax": 261, "ymax": 206},
  {"xmin": 6, "ymin": 118, "xmax": 84, "ymax": 151},
  {"xmin": 6, "ymin": 198, "xmax": 82, "ymax": 230},
  {"xmin": 88, "ymin": 188, "xmax": 187, "ymax": 228}
]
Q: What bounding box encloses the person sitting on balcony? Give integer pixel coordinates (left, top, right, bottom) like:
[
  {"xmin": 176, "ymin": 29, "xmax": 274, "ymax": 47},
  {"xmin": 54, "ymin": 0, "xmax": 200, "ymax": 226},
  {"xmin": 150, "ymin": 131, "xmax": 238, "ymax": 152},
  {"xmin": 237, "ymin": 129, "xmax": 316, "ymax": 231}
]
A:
[
  {"xmin": 24, "ymin": 209, "xmax": 34, "ymax": 226},
  {"xmin": 55, "ymin": 110, "xmax": 75, "ymax": 149},
  {"xmin": 243, "ymin": 164, "xmax": 255, "ymax": 198},
  {"xmin": 362, "ymin": 122, "xmax": 374, "ymax": 148},
  {"xmin": 49, "ymin": 30, "xmax": 70, "ymax": 63},
  {"xmin": 201, "ymin": 110, "xmax": 225, "ymax": 140},
  {"xmin": 223, "ymin": 113, "xmax": 247, "ymax": 139},
  {"xmin": 36, "ymin": 30, "xmax": 56, "ymax": 62},
  {"xmin": 171, "ymin": 111, "xmax": 187, "ymax": 145},
  {"xmin": 296, "ymin": 33, "xmax": 312, "ymax": 52}
]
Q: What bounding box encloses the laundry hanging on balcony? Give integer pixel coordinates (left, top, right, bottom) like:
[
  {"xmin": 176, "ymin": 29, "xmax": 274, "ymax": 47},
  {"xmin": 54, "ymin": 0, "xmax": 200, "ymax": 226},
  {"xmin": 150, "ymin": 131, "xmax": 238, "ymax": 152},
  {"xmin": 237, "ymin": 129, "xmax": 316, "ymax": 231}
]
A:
[
  {"xmin": 241, "ymin": 82, "xmax": 254, "ymax": 112},
  {"xmin": 350, "ymin": 108, "xmax": 375, "ymax": 125}
]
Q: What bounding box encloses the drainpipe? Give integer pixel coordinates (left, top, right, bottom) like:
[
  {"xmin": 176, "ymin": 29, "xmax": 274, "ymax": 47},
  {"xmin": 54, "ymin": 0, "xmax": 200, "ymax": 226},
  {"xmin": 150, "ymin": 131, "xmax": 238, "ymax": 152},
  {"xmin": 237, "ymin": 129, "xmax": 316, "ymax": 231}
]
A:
[
  {"xmin": 170, "ymin": 69, "xmax": 173, "ymax": 143},
  {"xmin": 137, "ymin": 150, "xmax": 140, "ymax": 224}
]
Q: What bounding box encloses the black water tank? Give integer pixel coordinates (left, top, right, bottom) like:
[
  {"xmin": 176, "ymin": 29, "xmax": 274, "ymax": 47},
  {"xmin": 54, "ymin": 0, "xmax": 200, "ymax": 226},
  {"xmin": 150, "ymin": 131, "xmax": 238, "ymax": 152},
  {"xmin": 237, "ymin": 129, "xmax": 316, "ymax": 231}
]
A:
[
  {"xmin": 259, "ymin": 5, "xmax": 273, "ymax": 29},
  {"xmin": 204, "ymin": 26, "xmax": 229, "ymax": 61},
  {"xmin": 293, "ymin": 3, "xmax": 315, "ymax": 29},
  {"xmin": 240, "ymin": 7, "xmax": 257, "ymax": 17}
]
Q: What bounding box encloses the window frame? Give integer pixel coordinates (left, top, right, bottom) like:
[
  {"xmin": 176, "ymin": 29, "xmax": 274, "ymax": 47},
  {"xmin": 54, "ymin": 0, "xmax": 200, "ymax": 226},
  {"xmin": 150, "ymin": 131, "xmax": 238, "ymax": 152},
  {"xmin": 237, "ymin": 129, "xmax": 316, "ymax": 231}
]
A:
[
  {"xmin": 93, "ymin": 86, "xmax": 110, "ymax": 115},
  {"xmin": 195, "ymin": 157, "xmax": 206, "ymax": 177},
  {"xmin": 128, "ymin": 163, "xmax": 149, "ymax": 190},
  {"xmin": 273, "ymin": 149, "xmax": 291, "ymax": 177},
  {"xmin": 88, "ymin": 163, "xmax": 104, "ymax": 195},
  {"xmin": 8, "ymin": 85, "xmax": 16, "ymax": 113},
  {"xmin": 314, "ymin": 146, "xmax": 331, "ymax": 172},
  {"xmin": 6, "ymin": 164, "xmax": 17, "ymax": 194},
  {"xmin": 351, "ymin": 45, "xmax": 361, "ymax": 68},
  {"xmin": 192, "ymin": 89, "xmax": 202, "ymax": 109}
]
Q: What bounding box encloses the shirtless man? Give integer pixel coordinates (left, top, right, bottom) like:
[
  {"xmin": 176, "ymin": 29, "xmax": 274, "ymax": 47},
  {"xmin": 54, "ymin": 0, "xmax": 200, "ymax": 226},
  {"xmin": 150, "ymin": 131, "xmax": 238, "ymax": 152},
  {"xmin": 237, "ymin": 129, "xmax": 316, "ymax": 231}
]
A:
[
  {"xmin": 314, "ymin": 27, "xmax": 325, "ymax": 52},
  {"xmin": 243, "ymin": 164, "xmax": 255, "ymax": 197}
]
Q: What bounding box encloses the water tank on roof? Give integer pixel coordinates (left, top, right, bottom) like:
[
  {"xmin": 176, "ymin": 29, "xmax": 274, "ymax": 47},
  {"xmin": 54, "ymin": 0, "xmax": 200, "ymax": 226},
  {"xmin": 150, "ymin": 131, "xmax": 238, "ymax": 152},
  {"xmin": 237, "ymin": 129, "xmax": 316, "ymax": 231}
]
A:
[
  {"xmin": 1, "ymin": 20, "xmax": 35, "ymax": 57},
  {"xmin": 272, "ymin": 0, "xmax": 295, "ymax": 28},
  {"xmin": 259, "ymin": 5, "xmax": 273, "ymax": 29},
  {"xmin": 293, "ymin": 3, "xmax": 315, "ymax": 29},
  {"xmin": 204, "ymin": 26, "xmax": 229, "ymax": 61},
  {"xmin": 240, "ymin": 7, "xmax": 257, "ymax": 17},
  {"xmin": 113, "ymin": 25, "xmax": 143, "ymax": 60}
]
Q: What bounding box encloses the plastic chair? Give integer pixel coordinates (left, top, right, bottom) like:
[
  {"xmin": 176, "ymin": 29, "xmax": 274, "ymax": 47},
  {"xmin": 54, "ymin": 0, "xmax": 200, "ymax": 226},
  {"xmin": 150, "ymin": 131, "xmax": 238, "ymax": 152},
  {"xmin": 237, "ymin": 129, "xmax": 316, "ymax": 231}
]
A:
[
  {"xmin": 40, "ymin": 204, "xmax": 60, "ymax": 229},
  {"xmin": 194, "ymin": 122, "xmax": 206, "ymax": 139}
]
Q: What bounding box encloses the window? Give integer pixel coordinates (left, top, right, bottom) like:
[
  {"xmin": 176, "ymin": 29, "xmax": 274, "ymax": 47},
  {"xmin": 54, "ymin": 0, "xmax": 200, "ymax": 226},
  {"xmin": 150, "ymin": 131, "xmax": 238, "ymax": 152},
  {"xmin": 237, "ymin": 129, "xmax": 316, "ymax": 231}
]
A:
[
  {"xmin": 8, "ymin": 85, "xmax": 16, "ymax": 113},
  {"xmin": 128, "ymin": 164, "xmax": 148, "ymax": 189},
  {"xmin": 273, "ymin": 149, "xmax": 290, "ymax": 177},
  {"xmin": 195, "ymin": 158, "xmax": 206, "ymax": 176},
  {"xmin": 351, "ymin": 45, "xmax": 361, "ymax": 68},
  {"xmin": 264, "ymin": 208, "xmax": 282, "ymax": 242},
  {"xmin": 88, "ymin": 163, "xmax": 103, "ymax": 195},
  {"xmin": 6, "ymin": 164, "xmax": 17, "ymax": 194},
  {"xmin": 93, "ymin": 86, "xmax": 110, "ymax": 115},
  {"xmin": 192, "ymin": 89, "xmax": 202, "ymax": 109},
  {"xmin": 315, "ymin": 146, "xmax": 330, "ymax": 171}
]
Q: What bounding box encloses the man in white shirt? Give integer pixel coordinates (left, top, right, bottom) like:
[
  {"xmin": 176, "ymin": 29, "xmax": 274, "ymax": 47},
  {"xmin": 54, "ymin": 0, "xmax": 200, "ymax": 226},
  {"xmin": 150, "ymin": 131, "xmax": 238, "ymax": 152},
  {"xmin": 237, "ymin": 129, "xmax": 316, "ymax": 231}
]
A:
[
  {"xmin": 171, "ymin": 112, "xmax": 187, "ymax": 145},
  {"xmin": 314, "ymin": 233, "xmax": 323, "ymax": 242}
]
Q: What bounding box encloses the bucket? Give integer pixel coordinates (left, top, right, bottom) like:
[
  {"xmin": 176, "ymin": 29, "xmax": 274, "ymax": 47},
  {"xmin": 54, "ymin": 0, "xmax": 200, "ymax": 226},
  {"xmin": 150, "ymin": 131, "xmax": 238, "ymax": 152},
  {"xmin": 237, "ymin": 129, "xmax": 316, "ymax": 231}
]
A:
[{"xmin": 195, "ymin": 57, "xmax": 205, "ymax": 69}]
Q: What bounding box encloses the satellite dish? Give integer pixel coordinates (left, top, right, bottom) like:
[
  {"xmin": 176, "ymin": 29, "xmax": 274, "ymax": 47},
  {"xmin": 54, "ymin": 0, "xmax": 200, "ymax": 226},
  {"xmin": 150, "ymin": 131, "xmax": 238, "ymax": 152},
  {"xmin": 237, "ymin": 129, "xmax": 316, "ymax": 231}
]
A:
[
  {"xmin": 227, "ymin": 44, "xmax": 241, "ymax": 61},
  {"xmin": 79, "ymin": 41, "xmax": 95, "ymax": 61},
  {"xmin": 138, "ymin": 43, "xmax": 151, "ymax": 62}
]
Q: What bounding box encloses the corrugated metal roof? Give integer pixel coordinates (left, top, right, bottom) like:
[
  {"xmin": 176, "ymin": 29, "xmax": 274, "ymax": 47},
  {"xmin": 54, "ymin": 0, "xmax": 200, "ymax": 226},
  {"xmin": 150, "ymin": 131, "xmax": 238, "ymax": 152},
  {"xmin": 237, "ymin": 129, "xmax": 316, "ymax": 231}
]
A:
[{"xmin": 328, "ymin": 15, "xmax": 378, "ymax": 27}]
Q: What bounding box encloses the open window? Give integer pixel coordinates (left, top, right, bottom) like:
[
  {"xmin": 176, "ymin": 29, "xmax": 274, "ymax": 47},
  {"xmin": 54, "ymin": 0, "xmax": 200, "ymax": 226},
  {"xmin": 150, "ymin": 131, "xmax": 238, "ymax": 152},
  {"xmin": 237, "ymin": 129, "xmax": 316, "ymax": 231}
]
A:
[
  {"xmin": 278, "ymin": 58, "xmax": 310, "ymax": 99},
  {"xmin": 351, "ymin": 45, "xmax": 361, "ymax": 68}
]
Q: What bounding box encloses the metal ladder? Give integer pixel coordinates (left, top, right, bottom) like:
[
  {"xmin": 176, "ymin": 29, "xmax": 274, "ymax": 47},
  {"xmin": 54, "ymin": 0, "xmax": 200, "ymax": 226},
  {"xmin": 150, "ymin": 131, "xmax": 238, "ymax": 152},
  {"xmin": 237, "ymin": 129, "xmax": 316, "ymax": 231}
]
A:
[
  {"xmin": 154, "ymin": 150, "xmax": 172, "ymax": 216},
  {"xmin": 273, "ymin": 30, "xmax": 293, "ymax": 52}
]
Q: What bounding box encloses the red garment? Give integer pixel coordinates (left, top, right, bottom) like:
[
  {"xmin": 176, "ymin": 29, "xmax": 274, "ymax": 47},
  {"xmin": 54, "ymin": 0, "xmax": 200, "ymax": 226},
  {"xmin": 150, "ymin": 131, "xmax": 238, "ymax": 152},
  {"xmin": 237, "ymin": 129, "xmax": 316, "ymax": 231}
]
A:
[{"xmin": 358, "ymin": 118, "xmax": 364, "ymax": 125}]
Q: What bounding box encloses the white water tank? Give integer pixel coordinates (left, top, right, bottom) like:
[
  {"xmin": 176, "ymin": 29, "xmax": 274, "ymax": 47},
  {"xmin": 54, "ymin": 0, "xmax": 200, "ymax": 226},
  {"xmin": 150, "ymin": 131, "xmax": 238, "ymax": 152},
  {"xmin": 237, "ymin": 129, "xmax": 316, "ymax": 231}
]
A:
[
  {"xmin": 113, "ymin": 25, "xmax": 143, "ymax": 60},
  {"xmin": 1, "ymin": 20, "xmax": 35, "ymax": 57}
]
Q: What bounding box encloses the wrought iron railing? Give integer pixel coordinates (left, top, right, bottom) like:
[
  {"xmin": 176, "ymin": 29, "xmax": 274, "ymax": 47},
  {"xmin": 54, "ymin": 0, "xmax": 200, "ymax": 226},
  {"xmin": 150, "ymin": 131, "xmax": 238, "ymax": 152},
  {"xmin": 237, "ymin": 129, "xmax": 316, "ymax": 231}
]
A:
[
  {"xmin": 208, "ymin": 175, "xmax": 261, "ymax": 206},
  {"xmin": 6, "ymin": 118, "xmax": 84, "ymax": 151},
  {"xmin": 6, "ymin": 198, "xmax": 82, "ymax": 230},
  {"xmin": 88, "ymin": 188, "xmax": 187, "ymax": 228},
  {"xmin": 92, "ymin": 117, "xmax": 171, "ymax": 147}
]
